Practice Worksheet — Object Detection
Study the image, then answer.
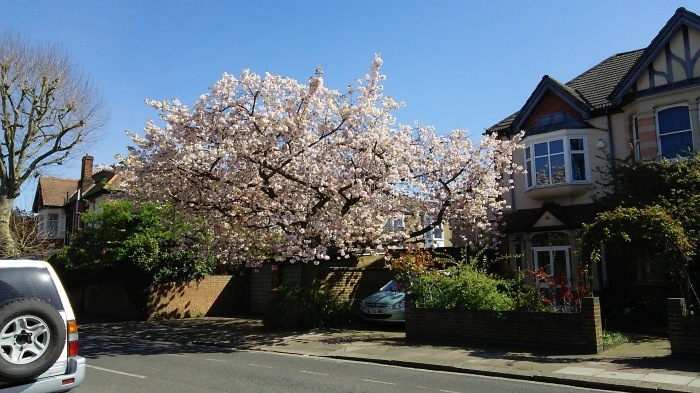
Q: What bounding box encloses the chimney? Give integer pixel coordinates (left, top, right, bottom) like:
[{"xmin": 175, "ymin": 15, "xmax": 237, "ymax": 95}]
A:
[{"xmin": 79, "ymin": 155, "xmax": 94, "ymax": 194}]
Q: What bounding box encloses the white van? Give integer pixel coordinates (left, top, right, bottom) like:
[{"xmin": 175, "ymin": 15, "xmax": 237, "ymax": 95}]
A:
[{"xmin": 0, "ymin": 260, "xmax": 86, "ymax": 392}]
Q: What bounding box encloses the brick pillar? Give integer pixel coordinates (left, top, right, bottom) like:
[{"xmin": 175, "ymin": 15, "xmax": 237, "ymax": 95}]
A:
[
  {"xmin": 404, "ymin": 293, "xmax": 416, "ymax": 339},
  {"xmin": 581, "ymin": 297, "xmax": 603, "ymax": 354},
  {"xmin": 667, "ymin": 298, "xmax": 686, "ymax": 357}
]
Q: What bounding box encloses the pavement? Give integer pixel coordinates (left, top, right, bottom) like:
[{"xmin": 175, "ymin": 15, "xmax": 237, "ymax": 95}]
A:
[{"xmin": 81, "ymin": 317, "xmax": 700, "ymax": 392}]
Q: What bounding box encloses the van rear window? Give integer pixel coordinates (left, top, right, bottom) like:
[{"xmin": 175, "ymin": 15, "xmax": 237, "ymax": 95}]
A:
[{"xmin": 0, "ymin": 267, "xmax": 64, "ymax": 310}]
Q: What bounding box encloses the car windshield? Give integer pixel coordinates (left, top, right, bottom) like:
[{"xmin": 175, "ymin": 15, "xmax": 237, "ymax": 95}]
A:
[
  {"xmin": 380, "ymin": 280, "xmax": 406, "ymax": 292},
  {"xmin": 0, "ymin": 267, "xmax": 64, "ymax": 310}
]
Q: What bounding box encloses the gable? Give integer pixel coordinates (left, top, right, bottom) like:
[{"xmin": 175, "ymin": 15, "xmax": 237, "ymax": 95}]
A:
[
  {"xmin": 532, "ymin": 211, "xmax": 564, "ymax": 228},
  {"xmin": 33, "ymin": 177, "xmax": 78, "ymax": 211},
  {"xmin": 521, "ymin": 91, "xmax": 583, "ymax": 131},
  {"xmin": 611, "ymin": 7, "xmax": 700, "ymax": 104},
  {"xmin": 634, "ymin": 26, "xmax": 700, "ymax": 93}
]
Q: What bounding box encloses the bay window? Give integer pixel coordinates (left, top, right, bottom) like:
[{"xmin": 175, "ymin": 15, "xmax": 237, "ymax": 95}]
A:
[{"xmin": 524, "ymin": 136, "xmax": 588, "ymax": 188}]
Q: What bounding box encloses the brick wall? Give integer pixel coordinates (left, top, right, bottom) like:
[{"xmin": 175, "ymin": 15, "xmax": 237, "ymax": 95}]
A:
[
  {"xmin": 522, "ymin": 91, "xmax": 582, "ymax": 130},
  {"xmin": 148, "ymin": 275, "xmax": 246, "ymax": 320},
  {"xmin": 68, "ymin": 275, "xmax": 246, "ymax": 321},
  {"xmin": 406, "ymin": 296, "xmax": 603, "ymax": 354},
  {"xmin": 68, "ymin": 282, "xmax": 142, "ymax": 321},
  {"xmin": 319, "ymin": 267, "xmax": 393, "ymax": 304},
  {"xmin": 667, "ymin": 298, "xmax": 700, "ymax": 360}
]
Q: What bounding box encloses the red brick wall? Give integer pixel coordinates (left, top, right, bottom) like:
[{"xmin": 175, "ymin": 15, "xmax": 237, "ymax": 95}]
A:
[
  {"xmin": 148, "ymin": 275, "xmax": 246, "ymax": 320},
  {"xmin": 68, "ymin": 282, "xmax": 141, "ymax": 321},
  {"xmin": 522, "ymin": 91, "xmax": 582, "ymax": 130},
  {"xmin": 68, "ymin": 275, "xmax": 246, "ymax": 321},
  {"xmin": 320, "ymin": 267, "xmax": 393, "ymax": 304},
  {"xmin": 406, "ymin": 296, "xmax": 603, "ymax": 354},
  {"xmin": 667, "ymin": 298, "xmax": 700, "ymax": 360}
]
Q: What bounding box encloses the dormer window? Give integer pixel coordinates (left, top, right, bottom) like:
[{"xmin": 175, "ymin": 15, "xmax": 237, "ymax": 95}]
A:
[{"xmin": 524, "ymin": 136, "xmax": 588, "ymax": 188}]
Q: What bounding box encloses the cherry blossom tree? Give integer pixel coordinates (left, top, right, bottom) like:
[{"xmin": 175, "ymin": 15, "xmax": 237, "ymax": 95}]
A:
[{"xmin": 121, "ymin": 54, "xmax": 522, "ymax": 266}]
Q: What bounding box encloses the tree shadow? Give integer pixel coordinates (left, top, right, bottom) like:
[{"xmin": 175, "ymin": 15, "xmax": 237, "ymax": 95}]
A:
[{"xmin": 81, "ymin": 319, "xmax": 699, "ymax": 375}]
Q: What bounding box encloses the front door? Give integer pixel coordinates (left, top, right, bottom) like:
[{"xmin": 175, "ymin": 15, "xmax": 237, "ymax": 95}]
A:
[{"xmin": 532, "ymin": 247, "xmax": 571, "ymax": 282}]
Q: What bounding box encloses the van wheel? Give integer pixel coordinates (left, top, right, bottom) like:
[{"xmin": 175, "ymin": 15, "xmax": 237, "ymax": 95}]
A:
[{"xmin": 0, "ymin": 298, "xmax": 66, "ymax": 382}]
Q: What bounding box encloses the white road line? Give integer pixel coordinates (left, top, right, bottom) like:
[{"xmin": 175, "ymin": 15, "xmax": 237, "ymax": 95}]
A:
[
  {"xmin": 417, "ymin": 387, "xmax": 462, "ymax": 393},
  {"xmin": 362, "ymin": 379, "xmax": 397, "ymax": 385},
  {"xmin": 166, "ymin": 354, "xmax": 185, "ymax": 357},
  {"xmin": 206, "ymin": 358, "xmax": 227, "ymax": 363},
  {"xmin": 249, "ymin": 363, "xmax": 274, "ymax": 368},
  {"xmin": 86, "ymin": 365, "xmax": 147, "ymax": 379},
  {"xmin": 300, "ymin": 370, "xmax": 328, "ymax": 376}
]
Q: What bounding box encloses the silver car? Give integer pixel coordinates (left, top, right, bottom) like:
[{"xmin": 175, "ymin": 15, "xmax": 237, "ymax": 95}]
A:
[
  {"xmin": 0, "ymin": 260, "xmax": 86, "ymax": 392},
  {"xmin": 360, "ymin": 280, "xmax": 406, "ymax": 323}
]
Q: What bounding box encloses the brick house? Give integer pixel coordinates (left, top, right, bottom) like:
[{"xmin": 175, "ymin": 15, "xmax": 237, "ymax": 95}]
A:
[
  {"xmin": 32, "ymin": 155, "xmax": 122, "ymax": 248},
  {"xmin": 488, "ymin": 7, "xmax": 700, "ymax": 315}
]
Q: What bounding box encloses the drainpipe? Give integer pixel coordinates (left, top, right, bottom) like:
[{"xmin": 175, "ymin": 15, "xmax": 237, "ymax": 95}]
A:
[{"xmin": 606, "ymin": 111, "xmax": 616, "ymax": 162}]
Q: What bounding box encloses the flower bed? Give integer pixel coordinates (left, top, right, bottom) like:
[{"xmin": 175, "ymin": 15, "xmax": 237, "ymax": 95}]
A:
[
  {"xmin": 667, "ymin": 298, "xmax": 700, "ymax": 360},
  {"xmin": 405, "ymin": 296, "xmax": 603, "ymax": 354}
]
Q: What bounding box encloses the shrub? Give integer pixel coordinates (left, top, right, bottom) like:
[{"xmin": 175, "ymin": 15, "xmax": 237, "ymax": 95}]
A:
[
  {"xmin": 510, "ymin": 268, "xmax": 590, "ymax": 312},
  {"xmin": 386, "ymin": 248, "xmax": 514, "ymax": 312},
  {"xmin": 412, "ymin": 266, "xmax": 515, "ymax": 311},
  {"xmin": 263, "ymin": 283, "xmax": 354, "ymax": 330},
  {"xmin": 49, "ymin": 200, "xmax": 217, "ymax": 285}
]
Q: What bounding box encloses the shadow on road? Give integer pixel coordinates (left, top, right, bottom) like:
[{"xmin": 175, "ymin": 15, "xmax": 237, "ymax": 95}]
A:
[{"xmin": 80, "ymin": 317, "xmax": 692, "ymax": 375}]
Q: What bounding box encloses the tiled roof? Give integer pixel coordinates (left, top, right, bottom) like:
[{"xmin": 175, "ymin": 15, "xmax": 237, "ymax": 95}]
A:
[
  {"xmin": 81, "ymin": 170, "xmax": 123, "ymax": 200},
  {"xmin": 487, "ymin": 50, "xmax": 644, "ymax": 134},
  {"xmin": 35, "ymin": 177, "xmax": 78, "ymax": 208},
  {"xmin": 567, "ymin": 50, "xmax": 644, "ymax": 110}
]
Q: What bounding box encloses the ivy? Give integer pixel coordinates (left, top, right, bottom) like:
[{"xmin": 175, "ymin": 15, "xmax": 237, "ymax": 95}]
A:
[
  {"xmin": 584, "ymin": 155, "xmax": 700, "ymax": 307},
  {"xmin": 580, "ymin": 206, "xmax": 693, "ymax": 272}
]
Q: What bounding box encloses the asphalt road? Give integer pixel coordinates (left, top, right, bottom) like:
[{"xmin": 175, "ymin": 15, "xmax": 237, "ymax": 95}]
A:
[{"xmin": 74, "ymin": 334, "xmax": 619, "ymax": 393}]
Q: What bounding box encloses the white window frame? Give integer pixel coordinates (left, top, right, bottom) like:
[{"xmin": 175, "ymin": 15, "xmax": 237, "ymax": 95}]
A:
[
  {"xmin": 48, "ymin": 213, "xmax": 59, "ymax": 238},
  {"xmin": 423, "ymin": 216, "xmax": 444, "ymax": 248},
  {"xmin": 523, "ymin": 132, "xmax": 590, "ymax": 189},
  {"xmin": 655, "ymin": 103, "xmax": 694, "ymax": 160},
  {"xmin": 532, "ymin": 246, "xmax": 572, "ymax": 283},
  {"xmin": 632, "ymin": 115, "xmax": 641, "ymax": 162},
  {"xmin": 384, "ymin": 215, "xmax": 404, "ymax": 233}
]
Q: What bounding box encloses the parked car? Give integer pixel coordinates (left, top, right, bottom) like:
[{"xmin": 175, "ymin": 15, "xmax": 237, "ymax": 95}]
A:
[
  {"xmin": 0, "ymin": 260, "xmax": 86, "ymax": 392},
  {"xmin": 360, "ymin": 280, "xmax": 407, "ymax": 323}
]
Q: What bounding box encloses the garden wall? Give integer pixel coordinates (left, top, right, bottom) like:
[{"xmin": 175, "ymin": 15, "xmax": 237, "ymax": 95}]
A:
[
  {"xmin": 320, "ymin": 267, "xmax": 393, "ymax": 304},
  {"xmin": 68, "ymin": 275, "xmax": 246, "ymax": 321},
  {"xmin": 68, "ymin": 282, "xmax": 142, "ymax": 321},
  {"xmin": 667, "ymin": 298, "xmax": 700, "ymax": 360},
  {"xmin": 406, "ymin": 296, "xmax": 603, "ymax": 354}
]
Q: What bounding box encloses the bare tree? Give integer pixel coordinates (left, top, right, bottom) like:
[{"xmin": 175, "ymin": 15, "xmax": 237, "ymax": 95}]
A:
[
  {"xmin": 0, "ymin": 33, "xmax": 107, "ymax": 256},
  {"xmin": 0, "ymin": 208, "xmax": 52, "ymax": 258}
]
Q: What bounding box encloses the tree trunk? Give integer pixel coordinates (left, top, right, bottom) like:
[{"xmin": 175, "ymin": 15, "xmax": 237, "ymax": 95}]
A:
[{"xmin": 0, "ymin": 197, "xmax": 19, "ymax": 258}]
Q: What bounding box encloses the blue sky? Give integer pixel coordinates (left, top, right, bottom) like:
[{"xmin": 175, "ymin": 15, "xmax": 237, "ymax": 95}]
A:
[{"xmin": 2, "ymin": 1, "xmax": 693, "ymax": 210}]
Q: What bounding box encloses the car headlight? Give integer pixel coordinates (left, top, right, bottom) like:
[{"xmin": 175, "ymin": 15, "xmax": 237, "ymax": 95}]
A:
[{"xmin": 391, "ymin": 301, "xmax": 405, "ymax": 309}]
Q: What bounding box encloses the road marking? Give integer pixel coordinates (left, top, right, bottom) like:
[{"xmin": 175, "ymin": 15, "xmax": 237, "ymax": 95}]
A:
[
  {"xmin": 86, "ymin": 365, "xmax": 147, "ymax": 379},
  {"xmin": 362, "ymin": 379, "xmax": 396, "ymax": 385},
  {"xmin": 418, "ymin": 388, "xmax": 462, "ymax": 393},
  {"xmin": 166, "ymin": 354, "xmax": 185, "ymax": 357},
  {"xmin": 249, "ymin": 363, "xmax": 273, "ymax": 368},
  {"xmin": 206, "ymin": 358, "xmax": 227, "ymax": 363},
  {"xmin": 300, "ymin": 370, "xmax": 328, "ymax": 376}
]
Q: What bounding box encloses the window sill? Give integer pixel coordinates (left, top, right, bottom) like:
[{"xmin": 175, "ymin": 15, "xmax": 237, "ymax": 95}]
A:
[{"xmin": 524, "ymin": 183, "xmax": 590, "ymax": 201}]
